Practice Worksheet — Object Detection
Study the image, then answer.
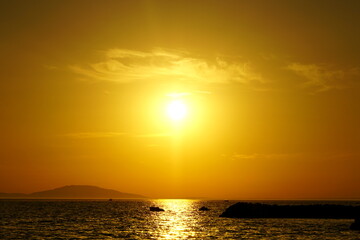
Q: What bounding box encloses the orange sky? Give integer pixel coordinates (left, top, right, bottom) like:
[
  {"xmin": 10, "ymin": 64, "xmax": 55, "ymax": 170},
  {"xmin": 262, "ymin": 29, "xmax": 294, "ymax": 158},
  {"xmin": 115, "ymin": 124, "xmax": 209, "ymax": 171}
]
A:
[{"xmin": 0, "ymin": 0, "xmax": 359, "ymax": 199}]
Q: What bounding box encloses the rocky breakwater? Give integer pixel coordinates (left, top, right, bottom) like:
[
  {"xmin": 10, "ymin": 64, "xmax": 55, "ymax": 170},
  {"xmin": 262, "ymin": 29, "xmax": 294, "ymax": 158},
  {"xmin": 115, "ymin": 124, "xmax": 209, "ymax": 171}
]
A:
[{"xmin": 220, "ymin": 202, "xmax": 360, "ymax": 219}]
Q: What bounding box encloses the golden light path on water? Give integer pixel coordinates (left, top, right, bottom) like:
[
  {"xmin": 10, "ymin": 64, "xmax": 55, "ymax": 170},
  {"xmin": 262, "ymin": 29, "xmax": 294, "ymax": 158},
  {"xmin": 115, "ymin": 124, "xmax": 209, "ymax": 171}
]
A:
[{"xmin": 150, "ymin": 199, "xmax": 200, "ymax": 239}]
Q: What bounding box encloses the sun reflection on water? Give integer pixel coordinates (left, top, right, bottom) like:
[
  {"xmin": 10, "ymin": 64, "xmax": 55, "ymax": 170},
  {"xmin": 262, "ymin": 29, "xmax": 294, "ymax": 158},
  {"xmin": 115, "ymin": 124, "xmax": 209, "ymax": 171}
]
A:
[{"xmin": 150, "ymin": 199, "xmax": 200, "ymax": 239}]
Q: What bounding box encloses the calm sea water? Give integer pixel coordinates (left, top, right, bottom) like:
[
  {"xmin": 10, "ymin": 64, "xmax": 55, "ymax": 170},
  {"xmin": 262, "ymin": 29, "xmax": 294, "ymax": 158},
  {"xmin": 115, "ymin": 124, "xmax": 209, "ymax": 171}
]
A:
[{"xmin": 1, "ymin": 199, "xmax": 359, "ymax": 239}]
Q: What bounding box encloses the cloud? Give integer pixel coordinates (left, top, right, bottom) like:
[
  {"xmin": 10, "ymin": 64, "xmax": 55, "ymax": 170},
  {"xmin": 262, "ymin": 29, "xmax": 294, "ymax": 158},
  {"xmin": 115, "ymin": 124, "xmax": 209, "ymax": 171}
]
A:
[
  {"xmin": 43, "ymin": 65, "xmax": 58, "ymax": 70},
  {"xmin": 60, "ymin": 131, "xmax": 171, "ymax": 139},
  {"xmin": 165, "ymin": 90, "xmax": 211, "ymax": 98},
  {"xmin": 60, "ymin": 132, "xmax": 126, "ymax": 139},
  {"xmin": 228, "ymin": 152, "xmax": 360, "ymax": 162},
  {"xmin": 70, "ymin": 48, "xmax": 263, "ymax": 86},
  {"xmin": 166, "ymin": 92, "xmax": 192, "ymax": 98},
  {"xmin": 133, "ymin": 133, "xmax": 171, "ymax": 138},
  {"xmin": 227, "ymin": 153, "xmax": 298, "ymax": 161},
  {"xmin": 287, "ymin": 63, "xmax": 359, "ymax": 93}
]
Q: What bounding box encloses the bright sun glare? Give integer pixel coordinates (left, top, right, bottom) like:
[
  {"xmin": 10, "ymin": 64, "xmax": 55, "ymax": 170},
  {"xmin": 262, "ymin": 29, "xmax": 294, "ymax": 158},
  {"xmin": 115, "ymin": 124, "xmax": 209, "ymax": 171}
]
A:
[{"xmin": 166, "ymin": 100, "xmax": 188, "ymax": 121}]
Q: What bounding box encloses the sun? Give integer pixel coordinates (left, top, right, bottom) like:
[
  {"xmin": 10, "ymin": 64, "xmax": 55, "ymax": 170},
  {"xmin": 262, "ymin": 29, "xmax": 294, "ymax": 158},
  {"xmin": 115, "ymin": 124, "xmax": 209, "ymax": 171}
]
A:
[{"xmin": 166, "ymin": 99, "xmax": 188, "ymax": 121}]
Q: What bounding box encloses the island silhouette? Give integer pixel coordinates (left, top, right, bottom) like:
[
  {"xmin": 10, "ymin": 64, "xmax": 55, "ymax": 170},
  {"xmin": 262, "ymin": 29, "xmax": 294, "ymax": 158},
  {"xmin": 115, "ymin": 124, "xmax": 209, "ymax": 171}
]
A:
[{"xmin": 0, "ymin": 185, "xmax": 146, "ymax": 199}]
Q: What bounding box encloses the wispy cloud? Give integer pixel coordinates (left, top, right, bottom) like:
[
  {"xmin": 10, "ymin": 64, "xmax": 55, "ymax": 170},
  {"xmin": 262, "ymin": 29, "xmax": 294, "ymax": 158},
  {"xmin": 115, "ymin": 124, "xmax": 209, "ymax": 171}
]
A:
[
  {"xmin": 165, "ymin": 90, "xmax": 211, "ymax": 98},
  {"xmin": 287, "ymin": 63, "xmax": 359, "ymax": 93},
  {"xmin": 70, "ymin": 48, "xmax": 264, "ymax": 86},
  {"xmin": 60, "ymin": 131, "xmax": 171, "ymax": 139},
  {"xmin": 228, "ymin": 152, "xmax": 360, "ymax": 161},
  {"xmin": 227, "ymin": 153, "xmax": 298, "ymax": 161},
  {"xmin": 43, "ymin": 64, "xmax": 58, "ymax": 70},
  {"xmin": 60, "ymin": 132, "xmax": 126, "ymax": 139},
  {"xmin": 133, "ymin": 133, "xmax": 171, "ymax": 138}
]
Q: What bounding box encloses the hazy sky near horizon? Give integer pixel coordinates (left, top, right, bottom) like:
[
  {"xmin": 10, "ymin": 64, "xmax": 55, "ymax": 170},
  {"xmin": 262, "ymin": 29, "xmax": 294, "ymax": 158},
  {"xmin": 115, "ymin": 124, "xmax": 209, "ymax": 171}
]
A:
[{"xmin": 1, "ymin": 0, "xmax": 359, "ymax": 199}]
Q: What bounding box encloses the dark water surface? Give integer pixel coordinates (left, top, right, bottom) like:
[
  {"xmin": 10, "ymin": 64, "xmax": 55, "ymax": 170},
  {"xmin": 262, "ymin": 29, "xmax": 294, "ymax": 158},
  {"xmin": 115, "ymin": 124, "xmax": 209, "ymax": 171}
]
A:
[{"xmin": 1, "ymin": 199, "xmax": 360, "ymax": 239}]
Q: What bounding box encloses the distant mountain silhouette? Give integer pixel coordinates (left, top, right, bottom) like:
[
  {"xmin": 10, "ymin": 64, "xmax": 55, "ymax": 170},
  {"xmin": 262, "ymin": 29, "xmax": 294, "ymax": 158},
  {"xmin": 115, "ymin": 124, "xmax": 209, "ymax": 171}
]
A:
[{"xmin": 0, "ymin": 185, "xmax": 146, "ymax": 199}]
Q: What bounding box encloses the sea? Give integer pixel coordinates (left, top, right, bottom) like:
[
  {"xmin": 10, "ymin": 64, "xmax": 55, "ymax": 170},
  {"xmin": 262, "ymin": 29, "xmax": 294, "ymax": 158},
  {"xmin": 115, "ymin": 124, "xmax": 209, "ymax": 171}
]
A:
[{"xmin": 1, "ymin": 199, "xmax": 360, "ymax": 239}]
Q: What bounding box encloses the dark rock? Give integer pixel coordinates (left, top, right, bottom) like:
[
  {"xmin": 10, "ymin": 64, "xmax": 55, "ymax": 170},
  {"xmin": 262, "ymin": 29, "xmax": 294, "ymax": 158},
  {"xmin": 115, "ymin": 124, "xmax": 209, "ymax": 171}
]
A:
[
  {"xmin": 199, "ymin": 206, "xmax": 210, "ymax": 211},
  {"xmin": 150, "ymin": 206, "xmax": 165, "ymax": 212},
  {"xmin": 350, "ymin": 218, "xmax": 360, "ymax": 230},
  {"xmin": 220, "ymin": 202, "xmax": 360, "ymax": 219}
]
